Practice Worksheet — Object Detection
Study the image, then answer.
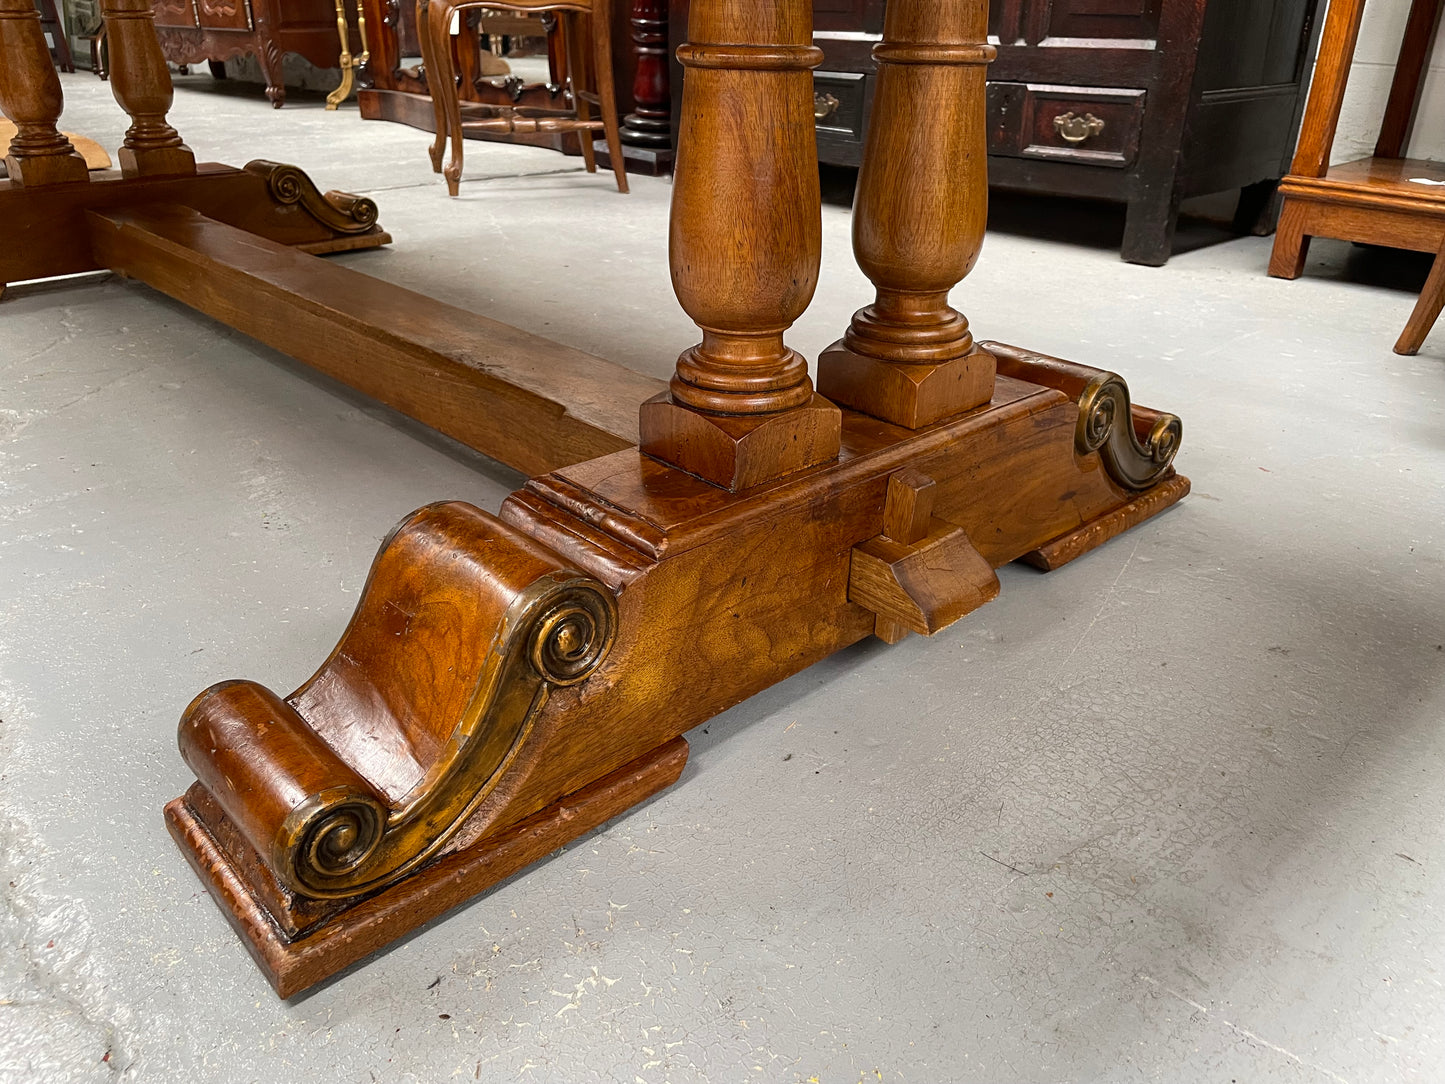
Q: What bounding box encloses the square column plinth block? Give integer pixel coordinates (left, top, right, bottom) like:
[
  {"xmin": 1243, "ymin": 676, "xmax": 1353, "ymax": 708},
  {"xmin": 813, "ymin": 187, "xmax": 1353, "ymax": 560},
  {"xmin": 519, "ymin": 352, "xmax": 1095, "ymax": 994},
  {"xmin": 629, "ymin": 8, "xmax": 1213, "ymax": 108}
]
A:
[
  {"xmin": 638, "ymin": 392, "xmax": 843, "ymax": 492},
  {"xmin": 818, "ymin": 341, "xmax": 997, "ymax": 429}
]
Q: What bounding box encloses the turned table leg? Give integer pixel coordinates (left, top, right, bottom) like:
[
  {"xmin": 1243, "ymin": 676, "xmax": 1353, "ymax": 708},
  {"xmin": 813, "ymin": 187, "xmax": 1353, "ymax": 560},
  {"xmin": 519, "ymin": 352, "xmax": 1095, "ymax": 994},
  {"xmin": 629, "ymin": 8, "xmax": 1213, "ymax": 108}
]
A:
[
  {"xmin": 638, "ymin": 0, "xmax": 840, "ymax": 491},
  {"xmin": 101, "ymin": 0, "xmax": 196, "ymax": 177},
  {"xmin": 620, "ymin": 0, "xmax": 670, "ymax": 149},
  {"xmin": 0, "ymin": 0, "xmax": 90, "ymax": 187},
  {"xmin": 818, "ymin": 0, "xmax": 996, "ymax": 429}
]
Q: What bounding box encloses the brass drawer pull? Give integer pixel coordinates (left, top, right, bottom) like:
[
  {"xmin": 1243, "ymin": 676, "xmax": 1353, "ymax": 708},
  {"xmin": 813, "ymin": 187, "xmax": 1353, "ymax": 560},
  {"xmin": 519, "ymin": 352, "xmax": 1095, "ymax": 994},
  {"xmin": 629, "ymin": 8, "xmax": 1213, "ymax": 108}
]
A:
[
  {"xmin": 1054, "ymin": 112, "xmax": 1105, "ymax": 144},
  {"xmin": 814, "ymin": 92, "xmax": 841, "ymax": 122}
]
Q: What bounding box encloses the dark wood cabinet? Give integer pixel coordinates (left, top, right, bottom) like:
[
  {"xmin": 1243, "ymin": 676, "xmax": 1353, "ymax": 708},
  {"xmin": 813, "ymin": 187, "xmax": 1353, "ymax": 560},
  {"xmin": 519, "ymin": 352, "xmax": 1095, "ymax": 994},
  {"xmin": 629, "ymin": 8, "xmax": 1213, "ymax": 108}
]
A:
[
  {"xmin": 151, "ymin": 0, "xmax": 363, "ymax": 108},
  {"xmin": 670, "ymin": 0, "xmax": 1323, "ymax": 264}
]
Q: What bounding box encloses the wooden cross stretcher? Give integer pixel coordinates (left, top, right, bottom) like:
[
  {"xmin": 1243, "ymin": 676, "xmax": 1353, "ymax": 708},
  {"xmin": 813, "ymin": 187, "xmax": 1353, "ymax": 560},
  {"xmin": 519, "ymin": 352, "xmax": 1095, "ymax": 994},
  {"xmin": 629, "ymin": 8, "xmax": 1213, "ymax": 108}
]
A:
[{"xmin": 0, "ymin": 0, "xmax": 1189, "ymax": 997}]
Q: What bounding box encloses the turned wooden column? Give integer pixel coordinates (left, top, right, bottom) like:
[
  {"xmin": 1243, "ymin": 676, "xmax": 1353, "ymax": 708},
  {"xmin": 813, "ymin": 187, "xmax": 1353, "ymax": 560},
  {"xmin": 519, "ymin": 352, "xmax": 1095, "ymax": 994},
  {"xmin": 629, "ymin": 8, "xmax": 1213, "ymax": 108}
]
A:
[
  {"xmin": 817, "ymin": 0, "xmax": 997, "ymax": 429},
  {"xmin": 619, "ymin": 0, "xmax": 670, "ymax": 148},
  {"xmin": 101, "ymin": 0, "xmax": 196, "ymax": 177},
  {"xmin": 0, "ymin": 0, "xmax": 89, "ymax": 187},
  {"xmin": 638, "ymin": 0, "xmax": 840, "ymax": 492}
]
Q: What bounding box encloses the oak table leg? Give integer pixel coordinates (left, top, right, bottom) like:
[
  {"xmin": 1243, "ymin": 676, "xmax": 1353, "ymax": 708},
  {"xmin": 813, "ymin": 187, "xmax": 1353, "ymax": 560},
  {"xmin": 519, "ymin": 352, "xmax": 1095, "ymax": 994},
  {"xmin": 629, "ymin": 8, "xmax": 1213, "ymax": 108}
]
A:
[
  {"xmin": 638, "ymin": 0, "xmax": 841, "ymax": 491},
  {"xmin": 101, "ymin": 0, "xmax": 196, "ymax": 177},
  {"xmin": 817, "ymin": 0, "xmax": 996, "ymax": 429},
  {"xmin": 0, "ymin": 0, "xmax": 89, "ymax": 187}
]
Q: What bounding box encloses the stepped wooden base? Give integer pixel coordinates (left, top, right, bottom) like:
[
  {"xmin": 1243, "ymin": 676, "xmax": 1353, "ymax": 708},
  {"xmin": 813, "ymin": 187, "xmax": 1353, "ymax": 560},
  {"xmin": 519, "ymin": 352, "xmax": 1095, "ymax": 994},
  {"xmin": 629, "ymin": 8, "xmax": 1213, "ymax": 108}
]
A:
[
  {"xmin": 1020, "ymin": 471, "xmax": 1190, "ymax": 571},
  {"xmin": 161, "ymin": 329, "xmax": 1186, "ymax": 996},
  {"xmin": 165, "ymin": 738, "xmax": 689, "ymax": 998},
  {"xmin": 639, "ymin": 391, "xmax": 843, "ymax": 490},
  {"xmin": 817, "ymin": 341, "xmax": 996, "ymax": 429}
]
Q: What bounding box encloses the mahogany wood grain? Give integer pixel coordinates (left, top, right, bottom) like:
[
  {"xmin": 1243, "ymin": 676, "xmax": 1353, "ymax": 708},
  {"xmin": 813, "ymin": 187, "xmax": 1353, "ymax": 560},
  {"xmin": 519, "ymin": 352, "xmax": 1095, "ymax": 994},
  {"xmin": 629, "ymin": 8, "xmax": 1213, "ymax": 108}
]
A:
[
  {"xmin": 620, "ymin": 0, "xmax": 670, "ymax": 148},
  {"xmin": 100, "ymin": 0, "xmax": 196, "ymax": 177},
  {"xmin": 0, "ymin": 0, "xmax": 89, "ymax": 187},
  {"xmin": 818, "ymin": 0, "xmax": 996, "ymax": 429},
  {"xmin": 87, "ymin": 205, "xmax": 661, "ymax": 474}
]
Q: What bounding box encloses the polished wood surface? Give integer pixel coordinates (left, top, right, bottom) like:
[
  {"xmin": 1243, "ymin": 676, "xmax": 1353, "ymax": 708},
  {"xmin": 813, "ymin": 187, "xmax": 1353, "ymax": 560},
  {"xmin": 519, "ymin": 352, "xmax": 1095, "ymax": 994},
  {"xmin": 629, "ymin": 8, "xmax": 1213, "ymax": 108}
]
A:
[
  {"xmin": 103, "ymin": 0, "xmax": 196, "ymax": 176},
  {"xmin": 1269, "ymin": 0, "xmax": 1445, "ymax": 352},
  {"xmin": 638, "ymin": 0, "xmax": 841, "ymax": 490},
  {"xmin": 0, "ymin": 0, "xmax": 1189, "ymax": 999},
  {"xmin": 89, "ymin": 204, "xmax": 659, "ymax": 472},
  {"xmin": 1397, "ymin": 236, "xmax": 1445, "ymax": 355},
  {"xmin": 672, "ymin": 0, "xmax": 1323, "ymax": 265},
  {"xmin": 166, "ymin": 737, "xmax": 690, "ymax": 997},
  {"xmin": 0, "ymin": 0, "xmax": 89, "ymax": 186},
  {"xmin": 818, "ymin": 0, "xmax": 996, "ymax": 428}
]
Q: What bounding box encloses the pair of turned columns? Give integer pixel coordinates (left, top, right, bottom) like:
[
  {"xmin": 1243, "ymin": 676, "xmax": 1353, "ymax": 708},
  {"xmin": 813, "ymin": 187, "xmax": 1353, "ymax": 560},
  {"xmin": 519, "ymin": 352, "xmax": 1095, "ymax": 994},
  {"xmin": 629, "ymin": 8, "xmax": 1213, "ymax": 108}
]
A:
[
  {"xmin": 641, "ymin": 0, "xmax": 995, "ymax": 491},
  {"xmin": 0, "ymin": 0, "xmax": 193, "ymax": 184}
]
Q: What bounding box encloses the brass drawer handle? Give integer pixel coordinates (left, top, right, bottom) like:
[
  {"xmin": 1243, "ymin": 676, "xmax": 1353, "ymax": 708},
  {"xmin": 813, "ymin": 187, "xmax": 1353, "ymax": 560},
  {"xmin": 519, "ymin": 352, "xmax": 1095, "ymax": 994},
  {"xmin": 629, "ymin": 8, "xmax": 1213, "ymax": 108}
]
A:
[
  {"xmin": 1054, "ymin": 112, "xmax": 1105, "ymax": 144},
  {"xmin": 814, "ymin": 92, "xmax": 841, "ymax": 122}
]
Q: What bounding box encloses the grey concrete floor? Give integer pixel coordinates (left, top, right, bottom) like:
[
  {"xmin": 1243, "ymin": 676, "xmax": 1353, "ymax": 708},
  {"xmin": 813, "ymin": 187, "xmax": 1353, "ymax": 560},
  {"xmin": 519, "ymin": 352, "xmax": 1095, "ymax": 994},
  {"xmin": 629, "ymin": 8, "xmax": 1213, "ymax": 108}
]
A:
[{"xmin": 3, "ymin": 72, "xmax": 1445, "ymax": 1084}]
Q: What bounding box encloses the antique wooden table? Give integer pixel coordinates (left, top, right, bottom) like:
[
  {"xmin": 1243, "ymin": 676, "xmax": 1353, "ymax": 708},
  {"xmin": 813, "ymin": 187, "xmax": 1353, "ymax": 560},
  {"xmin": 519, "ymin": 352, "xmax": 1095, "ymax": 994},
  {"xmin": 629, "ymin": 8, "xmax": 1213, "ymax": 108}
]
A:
[{"xmin": 0, "ymin": 0, "xmax": 1187, "ymax": 996}]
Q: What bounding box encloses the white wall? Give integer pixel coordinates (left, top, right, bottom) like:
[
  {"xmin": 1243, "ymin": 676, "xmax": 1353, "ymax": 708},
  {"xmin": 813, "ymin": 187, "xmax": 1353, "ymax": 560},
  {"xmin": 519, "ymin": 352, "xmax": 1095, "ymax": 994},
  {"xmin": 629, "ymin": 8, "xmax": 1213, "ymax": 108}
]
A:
[{"xmin": 1331, "ymin": 0, "xmax": 1445, "ymax": 163}]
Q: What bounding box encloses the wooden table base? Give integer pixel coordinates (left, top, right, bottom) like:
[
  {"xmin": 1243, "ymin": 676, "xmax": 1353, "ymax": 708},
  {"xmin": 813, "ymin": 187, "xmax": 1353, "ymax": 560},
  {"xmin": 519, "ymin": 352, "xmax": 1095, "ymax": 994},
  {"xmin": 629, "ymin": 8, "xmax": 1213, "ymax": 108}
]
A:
[
  {"xmin": 165, "ymin": 738, "xmax": 690, "ymax": 998},
  {"xmin": 2, "ymin": 0, "xmax": 1191, "ymax": 1002}
]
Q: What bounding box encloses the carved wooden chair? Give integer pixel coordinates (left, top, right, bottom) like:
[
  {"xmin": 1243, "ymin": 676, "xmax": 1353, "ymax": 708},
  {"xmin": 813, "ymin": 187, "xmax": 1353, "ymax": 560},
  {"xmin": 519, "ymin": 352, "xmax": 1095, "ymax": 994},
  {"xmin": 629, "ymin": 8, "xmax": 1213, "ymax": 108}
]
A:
[{"xmin": 418, "ymin": 0, "xmax": 628, "ymax": 196}]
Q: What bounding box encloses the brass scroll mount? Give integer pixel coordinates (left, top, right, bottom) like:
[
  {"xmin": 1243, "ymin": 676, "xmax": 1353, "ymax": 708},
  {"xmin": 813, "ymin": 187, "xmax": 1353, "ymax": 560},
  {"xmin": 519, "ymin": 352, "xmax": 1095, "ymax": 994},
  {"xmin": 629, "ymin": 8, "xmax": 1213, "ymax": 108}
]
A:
[
  {"xmin": 177, "ymin": 503, "xmax": 619, "ymax": 902},
  {"xmin": 814, "ymin": 92, "xmax": 841, "ymax": 122},
  {"xmin": 982, "ymin": 340, "xmax": 1183, "ymax": 492},
  {"xmin": 1054, "ymin": 111, "xmax": 1105, "ymax": 144}
]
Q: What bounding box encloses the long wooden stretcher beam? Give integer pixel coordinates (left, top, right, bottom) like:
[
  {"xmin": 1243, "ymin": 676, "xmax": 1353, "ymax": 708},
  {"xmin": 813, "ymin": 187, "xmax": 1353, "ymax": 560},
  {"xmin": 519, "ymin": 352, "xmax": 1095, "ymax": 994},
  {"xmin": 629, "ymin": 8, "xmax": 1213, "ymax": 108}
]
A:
[{"xmin": 88, "ymin": 205, "xmax": 664, "ymax": 476}]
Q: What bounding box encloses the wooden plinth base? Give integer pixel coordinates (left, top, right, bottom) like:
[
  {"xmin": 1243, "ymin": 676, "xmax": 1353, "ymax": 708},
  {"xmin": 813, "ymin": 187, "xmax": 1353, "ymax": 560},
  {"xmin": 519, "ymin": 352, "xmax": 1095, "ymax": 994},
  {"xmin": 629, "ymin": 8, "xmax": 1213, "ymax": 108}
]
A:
[
  {"xmin": 593, "ymin": 138, "xmax": 675, "ymax": 177},
  {"xmin": 165, "ymin": 737, "xmax": 689, "ymax": 998},
  {"xmin": 1020, "ymin": 471, "xmax": 1190, "ymax": 570}
]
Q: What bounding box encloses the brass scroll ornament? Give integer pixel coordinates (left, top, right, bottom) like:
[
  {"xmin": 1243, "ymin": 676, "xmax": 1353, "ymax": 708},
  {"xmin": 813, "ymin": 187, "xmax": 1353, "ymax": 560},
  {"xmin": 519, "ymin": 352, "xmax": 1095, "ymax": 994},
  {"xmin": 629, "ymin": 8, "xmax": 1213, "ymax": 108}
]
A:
[
  {"xmin": 1053, "ymin": 111, "xmax": 1105, "ymax": 144},
  {"xmin": 276, "ymin": 570, "xmax": 617, "ymax": 898},
  {"xmin": 178, "ymin": 503, "xmax": 619, "ymax": 902},
  {"xmin": 814, "ymin": 92, "xmax": 841, "ymax": 122},
  {"xmin": 1077, "ymin": 372, "xmax": 1182, "ymax": 490}
]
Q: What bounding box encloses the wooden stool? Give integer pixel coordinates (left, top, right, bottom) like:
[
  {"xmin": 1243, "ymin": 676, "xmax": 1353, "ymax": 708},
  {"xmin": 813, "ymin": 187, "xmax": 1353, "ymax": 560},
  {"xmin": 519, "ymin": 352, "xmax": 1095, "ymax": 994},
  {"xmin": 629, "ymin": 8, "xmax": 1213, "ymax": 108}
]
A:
[
  {"xmin": 1270, "ymin": 0, "xmax": 1445, "ymax": 355},
  {"xmin": 419, "ymin": 0, "xmax": 627, "ymax": 196},
  {"xmin": 1397, "ymin": 236, "xmax": 1445, "ymax": 355}
]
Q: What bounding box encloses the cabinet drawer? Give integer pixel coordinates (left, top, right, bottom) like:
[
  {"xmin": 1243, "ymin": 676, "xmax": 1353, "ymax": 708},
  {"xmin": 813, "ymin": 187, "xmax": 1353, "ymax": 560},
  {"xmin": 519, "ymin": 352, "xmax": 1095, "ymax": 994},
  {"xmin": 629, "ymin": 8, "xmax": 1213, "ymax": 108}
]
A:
[
  {"xmin": 152, "ymin": 0, "xmax": 198, "ymax": 29},
  {"xmin": 196, "ymin": 0, "xmax": 250, "ymax": 31},
  {"xmin": 813, "ymin": 71, "xmax": 868, "ymax": 143},
  {"xmin": 987, "ymin": 83, "xmax": 1145, "ymax": 168}
]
